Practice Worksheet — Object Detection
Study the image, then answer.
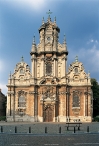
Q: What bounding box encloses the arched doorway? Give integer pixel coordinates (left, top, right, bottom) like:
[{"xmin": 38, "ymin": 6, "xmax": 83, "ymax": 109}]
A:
[{"xmin": 43, "ymin": 104, "xmax": 53, "ymax": 122}]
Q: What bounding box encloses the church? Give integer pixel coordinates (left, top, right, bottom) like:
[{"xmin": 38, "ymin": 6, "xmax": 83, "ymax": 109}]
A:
[{"xmin": 6, "ymin": 13, "xmax": 93, "ymax": 122}]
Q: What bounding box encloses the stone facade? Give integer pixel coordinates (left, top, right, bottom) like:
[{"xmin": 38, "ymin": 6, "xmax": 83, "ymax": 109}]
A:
[{"xmin": 6, "ymin": 16, "xmax": 93, "ymax": 122}]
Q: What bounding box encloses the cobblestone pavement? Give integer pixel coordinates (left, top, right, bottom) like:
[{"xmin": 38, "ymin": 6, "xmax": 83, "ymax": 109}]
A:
[
  {"xmin": 0, "ymin": 133, "xmax": 99, "ymax": 146},
  {"xmin": 0, "ymin": 122, "xmax": 99, "ymax": 146}
]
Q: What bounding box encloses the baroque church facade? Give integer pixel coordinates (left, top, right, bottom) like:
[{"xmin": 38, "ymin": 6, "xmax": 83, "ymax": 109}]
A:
[{"xmin": 7, "ymin": 15, "xmax": 93, "ymax": 122}]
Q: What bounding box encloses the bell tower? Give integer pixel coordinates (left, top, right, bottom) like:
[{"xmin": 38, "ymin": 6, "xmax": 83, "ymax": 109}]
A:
[
  {"xmin": 30, "ymin": 11, "xmax": 68, "ymax": 83},
  {"xmin": 39, "ymin": 15, "xmax": 60, "ymax": 52},
  {"xmin": 30, "ymin": 11, "xmax": 68, "ymax": 122}
]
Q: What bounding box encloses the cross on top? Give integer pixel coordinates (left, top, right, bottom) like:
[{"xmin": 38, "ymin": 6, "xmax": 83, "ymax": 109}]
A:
[
  {"xmin": 75, "ymin": 56, "xmax": 78, "ymax": 62},
  {"xmin": 46, "ymin": 10, "xmax": 52, "ymax": 18},
  {"xmin": 21, "ymin": 56, "xmax": 24, "ymax": 62}
]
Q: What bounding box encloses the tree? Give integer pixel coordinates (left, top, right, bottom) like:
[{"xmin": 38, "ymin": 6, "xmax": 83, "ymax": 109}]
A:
[{"xmin": 91, "ymin": 78, "xmax": 99, "ymax": 117}]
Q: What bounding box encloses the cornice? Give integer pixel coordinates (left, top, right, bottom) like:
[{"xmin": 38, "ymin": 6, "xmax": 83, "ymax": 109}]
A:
[{"xmin": 30, "ymin": 50, "xmax": 68, "ymax": 56}]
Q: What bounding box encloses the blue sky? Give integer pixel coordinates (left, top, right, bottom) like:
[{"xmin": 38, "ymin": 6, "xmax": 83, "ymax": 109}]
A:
[{"xmin": 0, "ymin": 0, "xmax": 99, "ymax": 95}]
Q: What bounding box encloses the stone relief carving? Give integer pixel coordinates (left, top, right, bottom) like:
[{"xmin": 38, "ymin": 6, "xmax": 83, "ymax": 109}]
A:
[
  {"xmin": 41, "ymin": 87, "xmax": 56, "ymax": 101},
  {"xmin": 43, "ymin": 104, "xmax": 54, "ymax": 111},
  {"xmin": 10, "ymin": 60, "xmax": 32, "ymax": 85},
  {"xmin": 18, "ymin": 90, "xmax": 27, "ymax": 96},
  {"xmin": 67, "ymin": 60, "xmax": 91, "ymax": 85}
]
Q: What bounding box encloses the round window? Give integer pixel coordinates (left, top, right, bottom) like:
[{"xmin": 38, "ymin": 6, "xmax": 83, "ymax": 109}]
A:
[{"xmin": 47, "ymin": 37, "xmax": 51, "ymax": 41}]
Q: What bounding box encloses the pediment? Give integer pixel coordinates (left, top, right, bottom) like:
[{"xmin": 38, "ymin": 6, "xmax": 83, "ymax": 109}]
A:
[
  {"xmin": 67, "ymin": 61, "xmax": 90, "ymax": 84},
  {"xmin": 12, "ymin": 61, "xmax": 31, "ymax": 80},
  {"xmin": 40, "ymin": 79, "xmax": 46, "ymax": 84}
]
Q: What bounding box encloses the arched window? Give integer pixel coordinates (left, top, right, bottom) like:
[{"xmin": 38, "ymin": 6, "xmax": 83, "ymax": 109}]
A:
[
  {"xmin": 26, "ymin": 65, "xmax": 29, "ymax": 70},
  {"xmin": 20, "ymin": 68, "xmax": 24, "ymax": 74},
  {"xmin": 75, "ymin": 68, "xmax": 78, "ymax": 73},
  {"xmin": 72, "ymin": 93, "xmax": 80, "ymax": 107},
  {"xmin": 18, "ymin": 96, "xmax": 26, "ymax": 107},
  {"xmin": 46, "ymin": 62, "xmax": 52, "ymax": 75}
]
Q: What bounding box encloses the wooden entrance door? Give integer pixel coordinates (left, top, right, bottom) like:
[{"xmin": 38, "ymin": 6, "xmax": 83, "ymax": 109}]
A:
[{"xmin": 44, "ymin": 105, "xmax": 53, "ymax": 122}]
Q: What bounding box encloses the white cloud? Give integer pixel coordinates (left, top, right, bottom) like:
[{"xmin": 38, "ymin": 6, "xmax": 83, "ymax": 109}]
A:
[
  {"xmin": 68, "ymin": 43, "xmax": 99, "ymax": 76},
  {"xmin": 0, "ymin": 59, "xmax": 7, "ymax": 73},
  {"xmin": 78, "ymin": 46, "xmax": 99, "ymax": 73},
  {"xmin": 95, "ymin": 40, "xmax": 98, "ymax": 43},
  {"xmin": 0, "ymin": 60, "xmax": 3, "ymax": 72},
  {"xmin": 90, "ymin": 39, "xmax": 94, "ymax": 43},
  {"xmin": 0, "ymin": 83, "xmax": 7, "ymax": 95},
  {"xmin": 0, "ymin": 35, "xmax": 2, "ymax": 48},
  {"xmin": 6, "ymin": 0, "xmax": 47, "ymax": 12},
  {"xmin": 87, "ymin": 39, "xmax": 98, "ymax": 44}
]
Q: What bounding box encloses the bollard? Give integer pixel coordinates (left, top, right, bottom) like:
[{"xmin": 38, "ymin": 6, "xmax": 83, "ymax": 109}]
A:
[
  {"xmin": 1, "ymin": 126, "xmax": 3, "ymax": 133},
  {"xmin": 74, "ymin": 126, "xmax": 75, "ymax": 133},
  {"xmin": 59, "ymin": 127, "xmax": 61, "ymax": 134},
  {"xmin": 45, "ymin": 127, "xmax": 47, "ymax": 133},
  {"xmin": 29, "ymin": 127, "xmax": 31, "ymax": 133},
  {"xmin": 87, "ymin": 126, "xmax": 89, "ymax": 133},
  {"xmin": 15, "ymin": 126, "xmax": 17, "ymax": 133}
]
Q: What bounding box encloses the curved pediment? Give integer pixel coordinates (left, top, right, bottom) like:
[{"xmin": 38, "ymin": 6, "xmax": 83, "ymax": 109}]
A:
[
  {"xmin": 12, "ymin": 60, "xmax": 31, "ymax": 81},
  {"xmin": 67, "ymin": 60, "xmax": 91, "ymax": 85}
]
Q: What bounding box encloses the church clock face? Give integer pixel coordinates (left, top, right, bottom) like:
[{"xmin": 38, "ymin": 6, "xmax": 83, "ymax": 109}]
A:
[
  {"xmin": 47, "ymin": 37, "xmax": 51, "ymax": 41},
  {"xmin": 46, "ymin": 36, "xmax": 52, "ymax": 42}
]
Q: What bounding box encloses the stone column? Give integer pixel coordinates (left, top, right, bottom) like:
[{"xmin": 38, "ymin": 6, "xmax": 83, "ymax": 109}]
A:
[
  {"xmin": 43, "ymin": 61, "xmax": 45, "ymax": 77},
  {"xmin": 31, "ymin": 55, "xmax": 35, "ymax": 78},
  {"xmin": 54, "ymin": 59, "xmax": 56, "ymax": 77},
  {"xmin": 62, "ymin": 57, "xmax": 66, "ymax": 78},
  {"xmin": 34, "ymin": 86, "xmax": 38, "ymax": 122},
  {"xmin": 42, "ymin": 56, "xmax": 44, "ymax": 77},
  {"xmin": 53, "ymin": 29, "xmax": 57, "ymax": 51},
  {"xmin": 7, "ymin": 93, "xmax": 10, "ymax": 116},
  {"xmin": 84, "ymin": 94, "xmax": 85, "ymax": 116},
  {"xmin": 64, "ymin": 57, "xmax": 66, "ymax": 77},
  {"xmin": 35, "ymin": 58, "xmax": 37, "ymax": 79},
  {"xmin": 10, "ymin": 91, "xmax": 14, "ymax": 117},
  {"xmin": 56, "ymin": 59, "xmax": 58, "ymax": 77}
]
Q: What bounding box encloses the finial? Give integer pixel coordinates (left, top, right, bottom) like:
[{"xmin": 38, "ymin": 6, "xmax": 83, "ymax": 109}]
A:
[
  {"xmin": 42, "ymin": 17, "xmax": 44, "ymax": 24},
  {"xmin": 54, "ymin": 16, "xmax": 56, "ymax": 23},
  {"xmin": 21, "ymin": 56, "xmax": 24, "ymax": 62},
  {"xmin": 75, "ymin": 56, "xmax": 78, "ymax": 62},
  {"xmin": 63, "ymin": 34, "xmax": 66, "ymax": 44},
  {"xmin": 88, "ymin": 70, "xmax": 90, "ymax": 79},
  {"xmin": 9, "ymin": 71, "xmax": 11, "ymax": 79},
  {"xmin": 33, "ymin": 35, "xmax": 36, "ymax": 44},
  {"xmin": 46, "ymin": 9, "xmax": 52, "ymax": 21},
  {"xmin": 88, "ymin": 70, "xmax": 90, "ymax": 75}
]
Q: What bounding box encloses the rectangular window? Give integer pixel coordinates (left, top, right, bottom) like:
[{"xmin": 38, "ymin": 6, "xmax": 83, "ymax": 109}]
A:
[{"xmin": 46, "ymin": 62, "xmax": 52, "ymax": 75}]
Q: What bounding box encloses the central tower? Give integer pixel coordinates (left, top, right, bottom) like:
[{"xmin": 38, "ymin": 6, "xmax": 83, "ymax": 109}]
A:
[
  {"xmin": 30, "ymin": 15, "xmax": 68, "ymax": 122},
  {"xmin": 30, "ymin": 16, "xmax": 68, "ymax": 84}
]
